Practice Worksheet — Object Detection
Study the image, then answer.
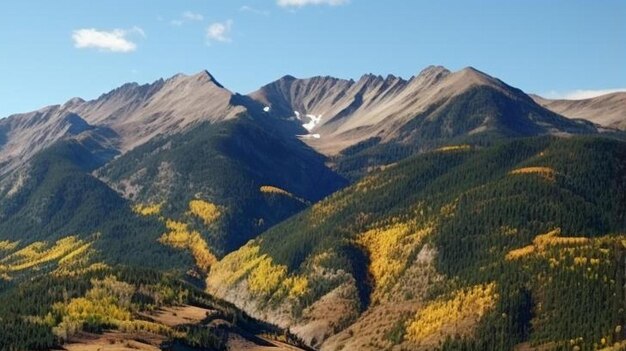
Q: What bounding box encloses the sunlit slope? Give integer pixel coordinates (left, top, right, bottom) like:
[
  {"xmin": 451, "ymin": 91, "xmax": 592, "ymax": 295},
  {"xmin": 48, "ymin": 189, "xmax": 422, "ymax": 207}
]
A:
[{"xmin": 208, "ymin": 136, "xmax": 626, "ymax": 350}]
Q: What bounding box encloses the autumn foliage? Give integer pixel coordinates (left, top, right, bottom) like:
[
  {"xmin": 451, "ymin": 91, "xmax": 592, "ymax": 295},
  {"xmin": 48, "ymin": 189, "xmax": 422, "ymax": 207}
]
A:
[
  {"xmin": 188, "ymin": 200, "xmax": 221, "ymax": 226},
  {"xmin": 159, "ymin": 220, "xmax": 217, "ymax": 271}
]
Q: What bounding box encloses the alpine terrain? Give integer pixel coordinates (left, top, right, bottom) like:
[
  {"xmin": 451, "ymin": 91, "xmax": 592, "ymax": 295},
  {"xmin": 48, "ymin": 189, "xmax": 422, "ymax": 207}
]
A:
[{"xmin": 0, "ymin": 65, "xmax": 624, "ymax": 351}]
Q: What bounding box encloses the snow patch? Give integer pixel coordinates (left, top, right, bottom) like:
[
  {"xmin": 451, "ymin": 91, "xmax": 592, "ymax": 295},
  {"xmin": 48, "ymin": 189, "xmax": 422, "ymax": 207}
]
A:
[
  {"xmin": 293, "ymin": 110, "xmax": 322, "ymax": 139},
  {"xmin": 303, "ymin": 114, "xmax": 322, "ymax": 132},
  {"xmin": 298, "ymin": 133, "xmax": 321, "ymax": 139}
]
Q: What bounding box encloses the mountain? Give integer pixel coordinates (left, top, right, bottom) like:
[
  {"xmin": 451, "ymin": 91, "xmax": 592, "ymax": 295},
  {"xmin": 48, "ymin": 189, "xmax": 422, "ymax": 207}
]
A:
[
  {"xmin": 0, "ymin": 105, "xmax": 118, "ymax": 176},
  {"xmin": 0, "ymin": 138, "xmax": 184, "ymax": 271},
  {"xmin": 207, "ymin": 136, "xmax": 626, "ymax": 350},
  {"xmin": 532, "ymin": 92, "xmax": 626, "ymax": 130},
  {"xmin": 0, "ymin": 71, "xmax": 250, "ymax": 177},
  {"xmin": 96, "ymin": 115, "xmax": 347, "ymax": 256},
  {"xmin": 67, "ymin": 71, "xmax": 250, "ymax": 152},
  {"xmin": 0, "ymin": 71, "xmax": 341, "ymax": 351},
  {"xmin": 251, "ymin": 66, "xmax": 606, "ymax": 178},
  {"xmin": 1, "ymin": 66, "xmax": 625, "ymax": 351}
]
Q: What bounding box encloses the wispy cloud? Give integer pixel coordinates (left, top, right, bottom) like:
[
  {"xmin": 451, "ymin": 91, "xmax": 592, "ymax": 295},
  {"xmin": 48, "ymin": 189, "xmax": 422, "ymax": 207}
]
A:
[
  {"xmin": 171, "ymin": 11, "xmax": 204, "ymax": 26},
  {"xmin": 240, "ymin": 5, "xmax": 270, "ymax": 16},
  {"xmin": 183, "ymin": 11, "xmax": 204, "ymax": 21},
  {"xmin": 206, "ymin": 20, "xmax": 233, "ymax": 44},
  {"xmin": 72, "ymin": 27, "xmax": 144, "ymax": 53},
  {"xmin": 544, "ymin": 88, "xmax": 626, "ymax": 100},
  {"xmin": 277, "ymin": 0, "xmax": 349, "ymax": 7}
]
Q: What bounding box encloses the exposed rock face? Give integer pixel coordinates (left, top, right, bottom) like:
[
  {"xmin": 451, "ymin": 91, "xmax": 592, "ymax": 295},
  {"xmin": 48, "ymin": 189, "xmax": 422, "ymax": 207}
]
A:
[
  {"xmin": 532, "ymin": 92, "xmax": 626, "ymax": 130},
  {"xmin": 0, "ymin": 71, "xmax": 248, "ymax": 176},
  {"xmin": 0, "ymin": 106, "xmax": 115, "ymax": 175},
  {"xmin": 2, "ymin": 67, "xmax": 610, "ymax": 177},
  {"xmin": 69, "ymin": 71, "xmax": 248, "ymax": 152},
  {"xmin": 250, "ymin": 66, "xmax": 602, "ymax": 155}
]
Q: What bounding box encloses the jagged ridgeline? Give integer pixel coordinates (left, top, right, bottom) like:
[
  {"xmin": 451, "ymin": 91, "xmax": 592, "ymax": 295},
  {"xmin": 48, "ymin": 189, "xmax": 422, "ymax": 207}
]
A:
[
  {"xmin": 207, "ymin": 136, "xmax": 626, "ymax": 350},
  {"xmin": 1, "ymin": 65, "xmax": 625, "ymax": 351}
]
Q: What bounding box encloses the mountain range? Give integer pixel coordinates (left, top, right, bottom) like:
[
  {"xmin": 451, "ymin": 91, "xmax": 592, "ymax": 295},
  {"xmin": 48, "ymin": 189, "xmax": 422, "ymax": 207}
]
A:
[{"xmin": 0, "ymin": 66, "xmax": 624, "ymax": 351}]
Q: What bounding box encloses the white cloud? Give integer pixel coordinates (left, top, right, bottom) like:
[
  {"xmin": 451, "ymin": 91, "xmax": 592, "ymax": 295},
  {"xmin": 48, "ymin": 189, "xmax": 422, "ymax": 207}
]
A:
[
  {"xmin": 277, "ymin": 0, "xmax": 349, "ymax": 7},
  {"xmin": 240, "ymin": 5, "xmax": 270, "ymax": 15},
  {"xmin": 206, "ymin": 20, "xmax": 233, "ymax": 43},
  {"xmin": 544, "ymin": 88, "xmax": 626, "ymax": 100},
  {"xmin": 72, "ymin": 27, "xmax": 144, "ymax": 53},
  {"xmin": 182, "ymin": 11, "xmax": 204, "ymax": 21},
  {"xmin": 171, "ymin": 11, "xmax": 204, "ymax": 26}
]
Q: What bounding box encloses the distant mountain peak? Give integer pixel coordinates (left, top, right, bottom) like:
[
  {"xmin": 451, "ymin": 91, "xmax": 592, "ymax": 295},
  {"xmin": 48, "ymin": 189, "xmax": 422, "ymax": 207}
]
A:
[
  {"xmin": 62, "ymin": 97, "xmax": 86, "ymax": 109},
  {"xmin": 166, "ymin": 70, "xmax": 226, "ymax": 89},
  {"xmin": 279, "ymin": 74, "xmax": 297, "ymax": 82},
  {"xmin": 411, "ymin": 65, "xmax": 451, "ymax": 86},
  {"xmin": 417, "ymin": 65, "xmax": 450, "ymax": 77},
  {"xmin": 200, "ymin": 69, "xmax": 225, "ymax": 89}
]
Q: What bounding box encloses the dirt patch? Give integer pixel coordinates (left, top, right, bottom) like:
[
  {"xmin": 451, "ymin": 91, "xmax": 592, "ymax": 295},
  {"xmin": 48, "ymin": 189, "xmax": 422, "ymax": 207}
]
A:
[{"xmin": 139, "ymin": 305, "xmax": 217, "ymax": 327}]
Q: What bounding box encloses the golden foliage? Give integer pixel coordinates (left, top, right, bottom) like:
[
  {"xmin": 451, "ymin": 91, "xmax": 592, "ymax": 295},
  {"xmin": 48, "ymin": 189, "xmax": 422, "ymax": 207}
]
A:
[
  {"xmin": 53, "ymin": 276, "xmax": 178, "ymax": 340},
  {"xmin": 506, "ymin": 228, "xmax": 591, "ymax": 261},
  {"xmin": 188, "ymin": 200, "xmax": 221, "ymax": 226},
  {"xmin": 0, "ymin": 236, "xmax": 89, "ymax": 275},
  {"xmin": 207, "ymin": 243, "xmax": 308, "ymax": 299},
  {"xmin": 434, "ymin": 144, "xmax": 472, "ymax": 153},
  {"xmin": 0, "ymin": 240, "xmax": 19, "ymax": 252},
  {"xmin": 260, "ymin": 185, "xmax": 292, "ymax": 197},
  {"xmin": 159, "ymin": 220, "xmax": 216, "ymax": 271},
  {"xmin": 357, "ymin": 221, "xmax": 432, "ymax": 301},
  {"xmin": 506, "ymin": 245, "xmax": 536, "ymax": 260},
  {"xmin": 285, "ymin": 276, "xmax": 309, "ymax": 298},
  {"xmin": 260, "ymin": 185, "xmax": 307, "ymax": 204},
  {"xmin": 207, "ymin": 244, "xmax": 265, "ymax": 287},
  {"xmin": 405, "ymin": 283, "xmax": 497, "ymax": 342},
  {"xmin": 132, "ymin": 202, "xmax": 163, "ymax": 216},
  {"xmin": 509, "ymin": 166, "xmax": 556, "ymax": 182},
  {"xmin": 248, "ymin": 257, "xmax": 288, "ymax": 294}
]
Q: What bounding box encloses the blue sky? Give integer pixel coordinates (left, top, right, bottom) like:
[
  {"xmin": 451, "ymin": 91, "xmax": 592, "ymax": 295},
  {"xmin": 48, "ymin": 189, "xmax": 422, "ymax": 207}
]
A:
[{"xmin": 1, "ymin": 0, "xmax": 624, "ymax": 117}]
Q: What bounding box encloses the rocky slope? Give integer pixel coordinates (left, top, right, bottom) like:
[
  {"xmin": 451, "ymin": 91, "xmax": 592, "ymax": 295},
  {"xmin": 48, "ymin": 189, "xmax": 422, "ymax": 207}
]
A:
[
  {"xmin": 0, "ymin": 71, "xmax": 251, "ymax": 177},
  {"xmin": 532, "ymin": 92, "xmax": 626, "ymax": 130},
  {"xmin": 251, "ymin": 66, "xmax": 604, "ymax": 157},
  {"xmin": 0, "ymin": 106, "xmax": 117, "ymax": 176}
]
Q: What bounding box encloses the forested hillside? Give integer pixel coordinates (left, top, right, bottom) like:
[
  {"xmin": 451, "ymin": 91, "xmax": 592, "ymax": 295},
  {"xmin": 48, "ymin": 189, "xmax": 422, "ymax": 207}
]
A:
[
  {"xmin": 0, "ymin": 139, "xmax": 181, "ymax": 270},
  {"xmin": 97, "ymin": 115, "xmax": 346, "ymax": 256},
  {"xmin": 0, "ymin": 264, "xmax": 310, "ymax": 351},
  {"xmin": 208, "ymin": 136, "xmax": 626, "ymax": 350},
  {"xmin": 0, "ymin": 65, "xmax": 624, "ymax": 351}
]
